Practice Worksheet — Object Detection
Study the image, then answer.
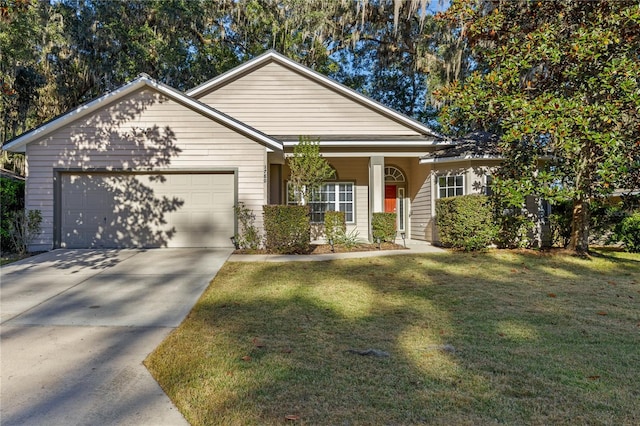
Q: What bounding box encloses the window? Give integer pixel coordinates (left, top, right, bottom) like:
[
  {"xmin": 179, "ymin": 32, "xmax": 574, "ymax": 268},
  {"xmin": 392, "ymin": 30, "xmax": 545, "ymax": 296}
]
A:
[
  {"xmin": 287, "ymin": 182, "xmax": 354, "ymax": 223},
  {"xmin": 438, "ymin": 175, "xmax": 464, "ymax": 198}
]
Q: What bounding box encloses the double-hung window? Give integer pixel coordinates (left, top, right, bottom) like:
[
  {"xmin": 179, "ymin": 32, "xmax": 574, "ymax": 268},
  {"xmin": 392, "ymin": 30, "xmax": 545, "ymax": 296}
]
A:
[
  {"xmin": 438, "ymin": 175, "xmax": 464, "ymax": 198},
  {"xmin": 287, "ymin": 182, "xmax": 354, "ymax": 223}
]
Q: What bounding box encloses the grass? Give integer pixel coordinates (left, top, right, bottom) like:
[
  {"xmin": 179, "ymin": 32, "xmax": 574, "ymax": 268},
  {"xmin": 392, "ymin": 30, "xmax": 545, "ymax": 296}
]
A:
[{"xmin": 145, "ymin": 249, "xmax": 640, "ymax": 425}]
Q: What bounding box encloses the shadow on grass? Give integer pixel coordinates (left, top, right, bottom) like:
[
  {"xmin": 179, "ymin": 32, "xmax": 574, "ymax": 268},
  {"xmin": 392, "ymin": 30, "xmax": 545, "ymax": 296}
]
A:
[{"xmin": 147, "ymin": 251, "xmax": 640, "ymax": 425}]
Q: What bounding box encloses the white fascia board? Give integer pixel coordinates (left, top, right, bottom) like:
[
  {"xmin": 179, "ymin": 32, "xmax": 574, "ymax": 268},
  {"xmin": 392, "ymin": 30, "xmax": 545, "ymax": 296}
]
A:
[
  {"xmin": 4, "ymin": 75, "xmax": 283, "ymax": 153},
  {"xmin": 283, "ymin": 140, "xmax": 455, "ymax": 148},
  {"xmin": 419, "ymin": 155, "xmax": 503, "ymax": 164},
  {"xmin": 285, "ymin": 151, "xmax": 431, "ymax": 158},
  {"xmin": 186, "ymin": 50, "xmax": 443, "ymax": 139}
]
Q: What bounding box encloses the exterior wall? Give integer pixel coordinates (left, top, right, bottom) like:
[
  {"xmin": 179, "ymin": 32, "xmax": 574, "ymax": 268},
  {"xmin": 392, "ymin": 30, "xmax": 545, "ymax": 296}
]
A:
[
  {"xmin": 281, "ymin": 157, "xmax": 370, "ymax": 241},
  {"xmin": 198, "ymin": 62, "xmax": 422, "ymax": 137},
  {"xmin": 409, "ymin": 163, "xmax": 433, "ymax": 241},
  {"xmin": 25, "ymin": 88, "xmax": 268, "ymax": 250},
  {"xmin": 425, "ymin": 160, "xmax": 499, "ymax": 244}
]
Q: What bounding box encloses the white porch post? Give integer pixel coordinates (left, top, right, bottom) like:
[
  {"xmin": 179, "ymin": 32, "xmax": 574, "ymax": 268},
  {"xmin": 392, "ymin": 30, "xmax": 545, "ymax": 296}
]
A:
[{"xmin": 369, "ymin": 156, "xmax": 385, "ymax": 241}]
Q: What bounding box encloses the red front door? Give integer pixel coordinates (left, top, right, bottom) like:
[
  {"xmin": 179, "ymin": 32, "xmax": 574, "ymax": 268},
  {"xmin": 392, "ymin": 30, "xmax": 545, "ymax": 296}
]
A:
[{"xmin": 385, "ymin": 185, "xmax": 397, "ymax": 213}]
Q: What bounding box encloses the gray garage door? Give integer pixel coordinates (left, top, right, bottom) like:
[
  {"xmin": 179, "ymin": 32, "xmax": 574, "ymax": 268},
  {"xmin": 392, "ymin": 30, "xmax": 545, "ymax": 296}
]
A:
[{"xmin": 60, "ymin": 172, "xmax": 235, "ymax": 248}]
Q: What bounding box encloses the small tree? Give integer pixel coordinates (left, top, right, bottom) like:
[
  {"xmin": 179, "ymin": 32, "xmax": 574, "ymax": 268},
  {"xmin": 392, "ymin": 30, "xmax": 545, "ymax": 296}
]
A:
[{"xmin": 287, "ymin": 136, "xmax": 335, "ymax": 205}]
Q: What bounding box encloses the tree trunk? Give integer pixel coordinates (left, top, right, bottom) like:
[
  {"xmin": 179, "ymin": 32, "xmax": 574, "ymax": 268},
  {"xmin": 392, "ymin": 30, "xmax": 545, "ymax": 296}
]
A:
[{"xmin": 569, "ymin": 198, "xmax": 590, "ymax": 253}]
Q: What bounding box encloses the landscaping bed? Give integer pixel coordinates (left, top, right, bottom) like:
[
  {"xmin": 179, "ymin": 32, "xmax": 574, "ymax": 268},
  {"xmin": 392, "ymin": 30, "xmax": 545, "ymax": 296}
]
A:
[{"xmin": 233, "ymin": 242, "xmax": 407, "ymax": 255}]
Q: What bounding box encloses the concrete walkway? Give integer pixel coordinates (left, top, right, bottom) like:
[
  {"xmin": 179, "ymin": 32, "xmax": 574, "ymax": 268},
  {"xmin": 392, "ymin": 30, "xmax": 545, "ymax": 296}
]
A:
[
  {"xmin": 0, "ymin": 248, "xmax": 232, "ymax": 426},
  {"xmin": 229, "ymin": 239, "xmax": 445, "ymax": 262}
]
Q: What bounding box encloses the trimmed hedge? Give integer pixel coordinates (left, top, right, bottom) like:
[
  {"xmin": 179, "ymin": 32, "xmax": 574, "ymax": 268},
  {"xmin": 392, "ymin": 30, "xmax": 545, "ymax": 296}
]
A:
[
  {"xmin": 372, "ymin": 212, "xmax": 396, "ymax": 242},
  {"xmin": 614, "ymin": 212, "xmax": 640, "ymax": 253},
  {"xmin": 436, "ymin": 195, "xmax": 497, "ymax": 251},
  {"xmin": 324, "ymin": 211, "xmax": 346, "ymax": 242},
  {"xmin": 263, "ymin": 205, "xmax": 310, "ymax": 254}
]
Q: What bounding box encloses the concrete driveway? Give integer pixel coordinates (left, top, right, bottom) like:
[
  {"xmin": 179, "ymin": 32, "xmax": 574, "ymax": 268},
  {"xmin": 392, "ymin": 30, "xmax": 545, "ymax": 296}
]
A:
[{"xmin": 0, "ymin": 248, "xmax": 232, "ymax": 426}]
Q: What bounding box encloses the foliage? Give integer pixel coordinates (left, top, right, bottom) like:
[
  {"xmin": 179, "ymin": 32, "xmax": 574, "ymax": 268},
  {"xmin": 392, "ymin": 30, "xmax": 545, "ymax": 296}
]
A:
[
  {"xmin": 437, "ymin": 0, "xmax": 640, "ymax": 252},
  {"xmin": 324, "ymin": 211, "xmax": 346, "ymax": 243},
  {"xmin": 548, "ymin": 201, "xmax": 573, "ymax": 248},
  {"xmin": 286, "ymin": 136, "xmax": 334, "ymax": 206},
  {"xmin": 7, "ymin": 209, "xmax": 42, "ymax": 255},
  {"xmin": 493, "ymin": 209, "xmax": 534, "ymax": 249},
  {"xmin": 436, "ymin": 195, "xmax": 496, "ymax": 251},
  {"xmin": 233, "ymin": 202, "xmax": 261, "ymax": 250},
  {"xmin": 614, "ymin": 213, "xmax": 640, "ymax": 253},
  {"xmin": 589, "ymin": 201, "xmax": 629, "ymax": 245},
  {"xmin": 0, "ymin": 177, "xmax": 25, "ymax": 252},
  {"xmin": 262, "ymin": 205, "xmax": 310, "ymax": 254},
  {"xmin": 334, "ymin": 228, "xmax": 361, "ymax": 250},
  {"xmin": 371, "ymin": 212, "xmax": 396, "ymax": 243}
]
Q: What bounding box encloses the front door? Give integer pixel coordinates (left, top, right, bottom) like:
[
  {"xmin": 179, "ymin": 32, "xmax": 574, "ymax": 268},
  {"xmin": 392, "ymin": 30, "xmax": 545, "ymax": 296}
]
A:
[{"xmin": 385, "ymin": 185, "xmax": 397, "ymax": 213}]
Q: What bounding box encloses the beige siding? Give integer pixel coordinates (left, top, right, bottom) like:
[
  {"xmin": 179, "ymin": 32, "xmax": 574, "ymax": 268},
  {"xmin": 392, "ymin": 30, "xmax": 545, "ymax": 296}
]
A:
[
  {"xmin": 410, "ymin": 166, "xmax": 433, "ymax": 241},
  {"xmin": 26, "ymin": 88, "xmax": 267, "ymax": 250},
  {"xmin": 198, "ymin": 62, "xmax": 421, "ymax": 137}
]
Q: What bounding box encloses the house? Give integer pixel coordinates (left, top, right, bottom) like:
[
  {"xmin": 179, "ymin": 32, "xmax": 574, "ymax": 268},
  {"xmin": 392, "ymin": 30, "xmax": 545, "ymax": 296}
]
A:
[{"xmin": 3, "ymin": 51, "xmax": 498, "ymax": 251}]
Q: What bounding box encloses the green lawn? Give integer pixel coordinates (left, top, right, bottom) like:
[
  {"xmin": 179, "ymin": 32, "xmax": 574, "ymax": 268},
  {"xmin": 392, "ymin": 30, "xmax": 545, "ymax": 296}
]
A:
[{"xmin": 146, "ymin": 250, "xmax": 640, "ymax": 425}]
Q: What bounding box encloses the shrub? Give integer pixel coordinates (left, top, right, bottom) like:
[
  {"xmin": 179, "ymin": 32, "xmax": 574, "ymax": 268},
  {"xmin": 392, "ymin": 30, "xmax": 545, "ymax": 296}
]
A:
[
  {"xmin": 493, "ymin": 206, "xmax": 535, "ymax": 249},
  {"xmin": 324, "ymin": 211, "xmax": 346, "ymax": 243},
  {"xmin": 8, "ymin": 209, "xmax": 42, "ymax": 255},
  {"xmin": 0, "ymin": 177, "xmax": 25, "ymax": 253},
  {"xmin": 548, "ymin": 201, "xmax": 573, "ymax": 248},
  {"xmin": 614, "ymin": 212, "xmax": 640, "ymax": 253},
  {"xmin": 372, "ymin": 212, "xmax": 396, "ymax": 242},
  {"xmin": 436, "ymin": 195, "xmax": 497, "ymax": 251},
  {"xmin": 335, "ymin": 228, "xmax": 360, "ymax": 249},
  {"xmin": 233, "ymin": 202, "xmax": 262, "ymax": 250},
  {"xmin": 263, "ymin": 205, "xmax": 310, "ymax": 254}
]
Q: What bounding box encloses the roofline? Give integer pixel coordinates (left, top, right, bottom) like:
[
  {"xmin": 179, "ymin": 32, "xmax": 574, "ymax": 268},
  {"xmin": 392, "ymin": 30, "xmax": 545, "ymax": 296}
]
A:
[
  {"xmin": 283, "ymin": 140, "xmax": 454, "ymax": 148},
  {"xmin": 419, "ymin": 154, "xmax": 555, "ymax": 164},
  {"xmin": 4, "ymin": 75, "xmax": 283, "ymax": 153},
  {"xmin": 419, "ymin": 155, "xmax": 503, "ymax": 164},
  {"xmin": 186, "ymin": 50, "xmax": 443, "ymax": 139}
]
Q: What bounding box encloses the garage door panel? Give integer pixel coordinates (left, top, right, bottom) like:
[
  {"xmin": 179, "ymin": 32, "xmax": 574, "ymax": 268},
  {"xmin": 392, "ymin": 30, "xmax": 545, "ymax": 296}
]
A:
[{"xmin": 60, "ymin": 173, "xmax": 235, "ymax": 248}]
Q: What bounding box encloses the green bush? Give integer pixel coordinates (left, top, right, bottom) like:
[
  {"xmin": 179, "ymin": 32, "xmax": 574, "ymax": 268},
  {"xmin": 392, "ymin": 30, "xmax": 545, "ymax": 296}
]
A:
[
  {"xmin": 548, "ymin": 201, "xmax": 573, "ymax": 248},
  {"xmin": 436, "ymin": 195, "xmax": 497, "ymax": 251},
  {"xmin": 263, "ymin": 205, "xmax": 310, "ymax": 254},
  {"xmin": 233, "ymin": 202, "xmax": 262, "ymax": 250},
  {"xmin": 614, "ymin": 212, "xmax": 640, "ymax": 253},
  {"xmin": 1, "ymin": 177, "xmax": 25, "ymax": 253},
  {"xmin": 372, "ymin": 212, "xmax": 396, "ymax": 242},
  {"xmin": 324, "ymin": 211, "xmax": 346, "ymax": 243}
]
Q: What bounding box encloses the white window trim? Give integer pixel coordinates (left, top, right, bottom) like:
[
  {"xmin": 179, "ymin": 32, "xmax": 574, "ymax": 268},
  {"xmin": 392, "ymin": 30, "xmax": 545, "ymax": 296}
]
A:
[
  {"xmin": 286, "ymin": 181, "xmax": 355, "ymax": 224},
  {"xmin": 437, "ymin": 173, "xmax": 465, "ymax": 198}
]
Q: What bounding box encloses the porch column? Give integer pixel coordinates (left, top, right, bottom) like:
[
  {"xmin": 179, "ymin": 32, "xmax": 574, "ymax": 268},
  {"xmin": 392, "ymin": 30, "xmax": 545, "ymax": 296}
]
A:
[{"xmin": 369, "ymin": 156, "xmax": 385, "ymax": 241}]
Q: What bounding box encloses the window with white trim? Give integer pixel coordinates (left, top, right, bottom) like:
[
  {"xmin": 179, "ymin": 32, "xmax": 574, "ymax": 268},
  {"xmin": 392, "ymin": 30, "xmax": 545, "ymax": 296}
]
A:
[
  {"xmin": 287, "ymin": 182, "xmax": 354, "ymax": 223},
  {"xmin": 438, "ymin": 175, "xmax": 465, "ymax": 198}
]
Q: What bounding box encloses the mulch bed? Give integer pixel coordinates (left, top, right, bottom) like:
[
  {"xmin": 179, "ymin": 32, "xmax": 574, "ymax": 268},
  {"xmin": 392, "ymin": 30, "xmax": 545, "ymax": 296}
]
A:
[{"xmin": 233, "ymin": 242, "xmax": 407, "ymax": 255}]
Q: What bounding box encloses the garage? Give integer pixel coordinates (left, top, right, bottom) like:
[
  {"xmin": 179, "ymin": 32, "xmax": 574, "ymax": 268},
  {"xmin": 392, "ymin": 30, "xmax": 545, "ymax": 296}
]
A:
[{"xmin": 59, "ymin": 172, "xmax": 235, "ymax": 248}]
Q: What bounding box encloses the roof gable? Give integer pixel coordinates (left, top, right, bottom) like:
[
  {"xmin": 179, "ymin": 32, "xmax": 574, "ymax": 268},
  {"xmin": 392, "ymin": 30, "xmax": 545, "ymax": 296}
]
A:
[
  {"xmin": 187, "ymin": 50, "xmax": 441, "ymax": 139},
  {"xmin": 4, "ymin": 75, "xmax": 282, "ymax": 153}
]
